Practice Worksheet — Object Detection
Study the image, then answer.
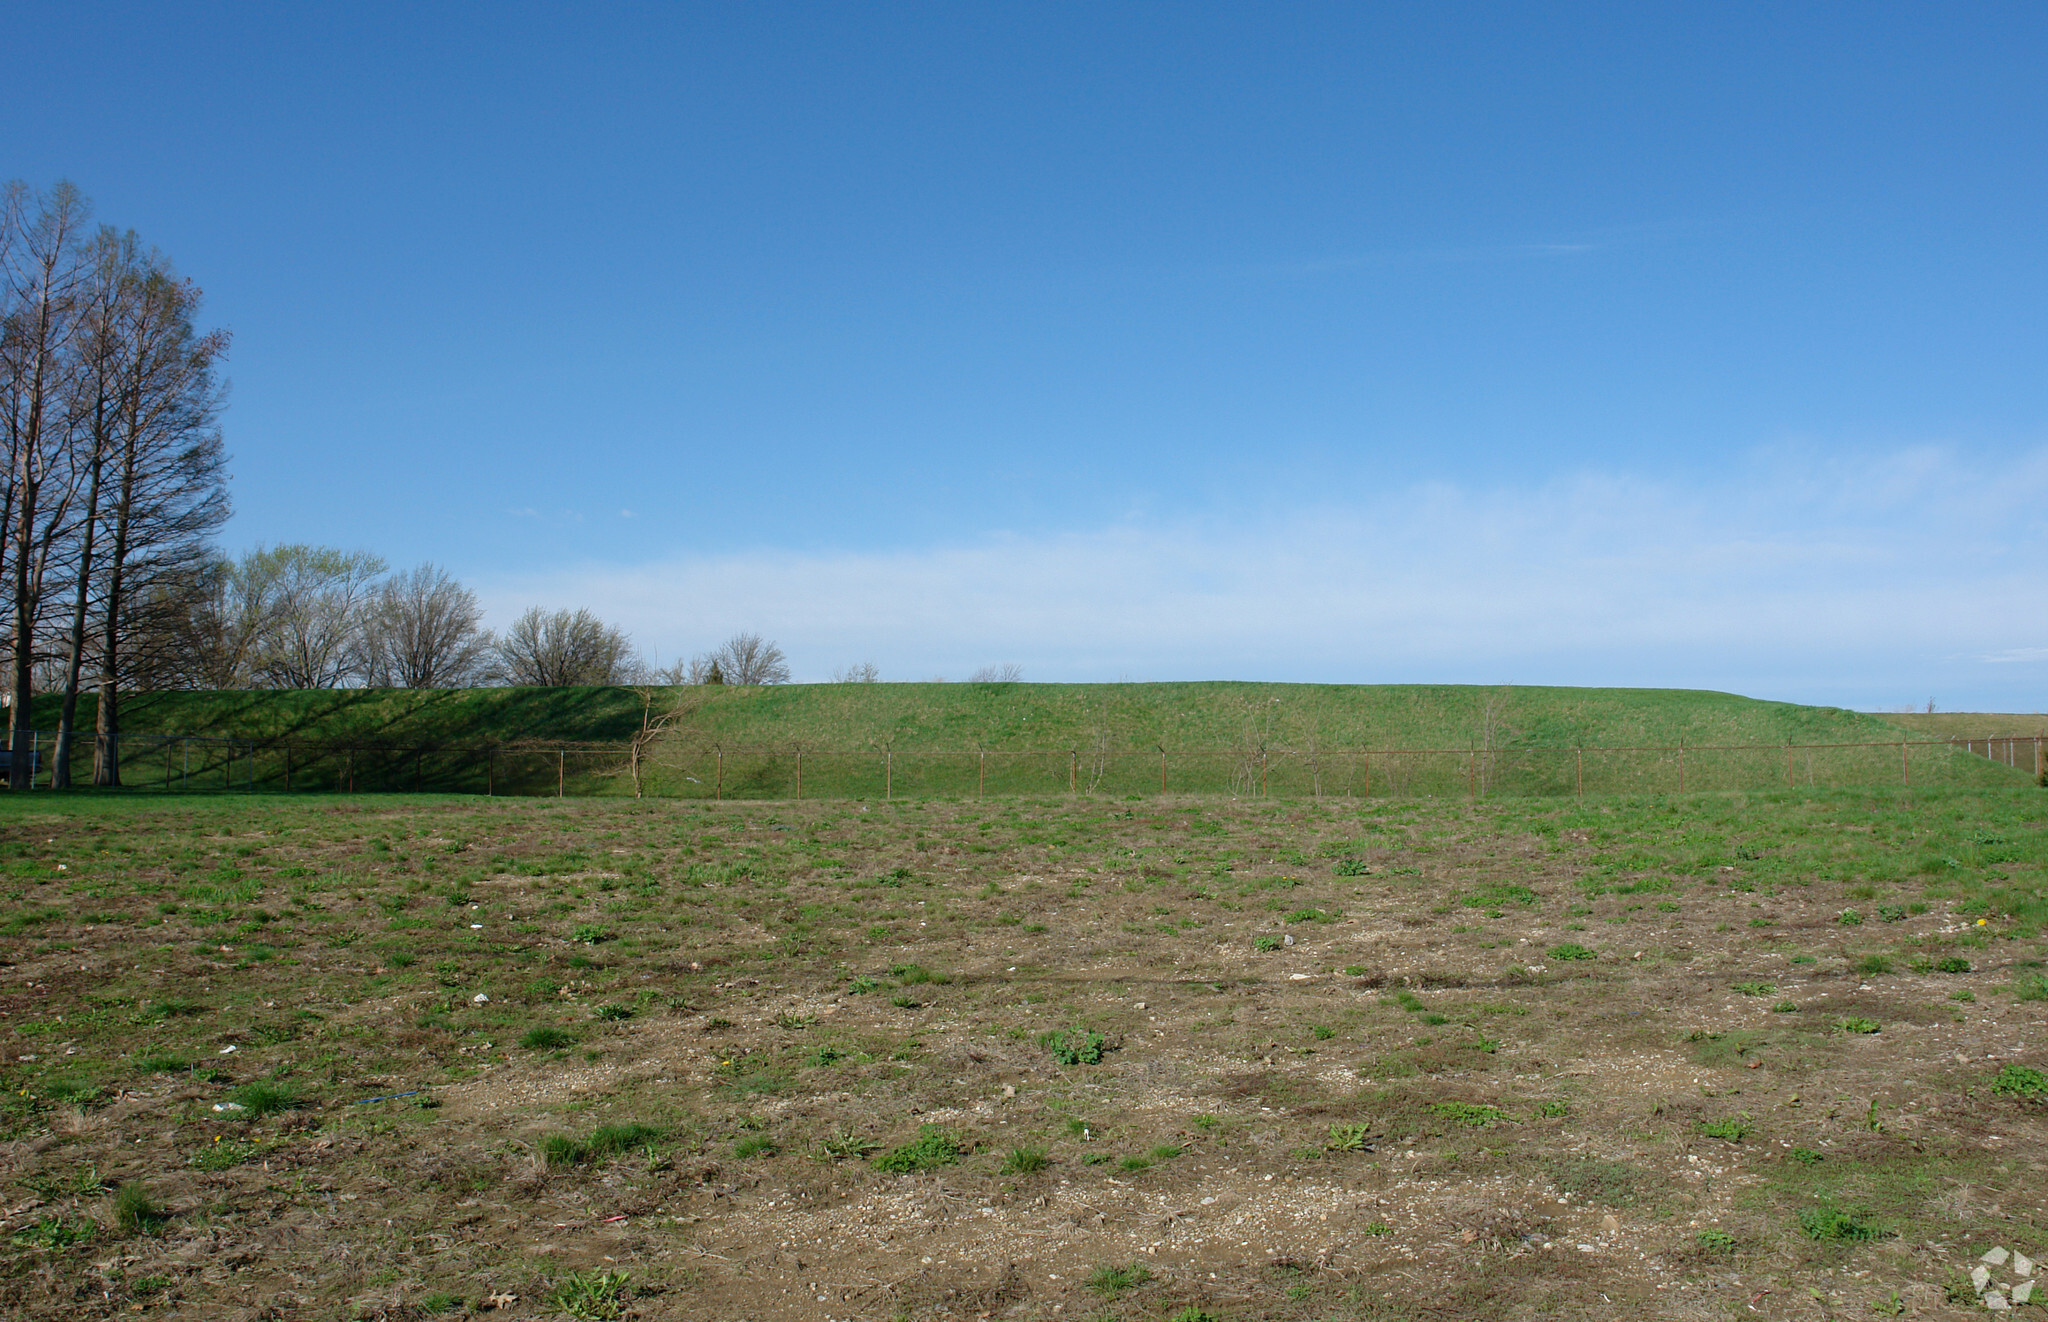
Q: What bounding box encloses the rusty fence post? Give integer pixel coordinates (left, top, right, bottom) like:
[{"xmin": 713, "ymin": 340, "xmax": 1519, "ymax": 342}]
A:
[
  {"xmin": 1902, "ymin": 741, "xmax": 1910, "ymax": 787},
  {"xmin": 1678, "ymin": 743, "xmax": 1685, "ymax": 794},
  {"xmin": 978, "ymin": 750, "xmax": 985, "ymax": 798},
  {"xmin": 1575, "ymin": 747, "xmax": 1582, "ymax": 798},
  {"xmin": 1069, "ymin": 750, "xmax": 1077, "ymax": 795},
  {"xmin": 715, "ymin": 749, "xmax": 724, "ymax": 801},
  {"xmin": 795, "ymin": 749, "xmax": 803, "ymax": 800}
]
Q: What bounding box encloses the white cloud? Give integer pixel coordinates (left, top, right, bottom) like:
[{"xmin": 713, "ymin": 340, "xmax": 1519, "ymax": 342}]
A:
[{"xmin": 472, "ymin": 446, "xmax": 2048, "ymax": 708}]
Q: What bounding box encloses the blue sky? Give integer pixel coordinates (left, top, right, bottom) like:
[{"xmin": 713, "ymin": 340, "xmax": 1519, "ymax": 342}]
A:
[{"xmin": 10, "ymin": 3, "xmax": 2048, "ymax": 706}]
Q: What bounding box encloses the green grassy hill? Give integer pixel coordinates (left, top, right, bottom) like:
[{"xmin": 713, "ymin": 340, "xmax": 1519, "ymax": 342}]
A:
[
  {"xmin": 24, "ymin": 682, "xmax": 2027, "ymax": 799},
  {"xmin": 35, "ymin": 681, "xmax": 1915, "ymax": 751}
]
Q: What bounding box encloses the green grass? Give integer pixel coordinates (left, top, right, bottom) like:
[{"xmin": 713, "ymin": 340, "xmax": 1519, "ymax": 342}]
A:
[
  {"xmin": 1086, "ymin": 1262, "xmax": 1153, "ymax": 1297},
  {"xmin": 872, "ymin": 1124, "xmax": 962, "ymax": 1173},
  {"xmin": 38, "ymin": 681, "xmax": 2023, "ymax": 800}
]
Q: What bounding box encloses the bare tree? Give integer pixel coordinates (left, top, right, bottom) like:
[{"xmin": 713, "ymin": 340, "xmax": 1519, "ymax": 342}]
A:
[
  {"xmin": 1, "ymin": 181, "xmax": 93, "ymax": 788},
  {"xmin": 495, "ymin": 606, "xmax": 637, "ymax": 686},
  {"xmin": 86, "ymin": 253, "xmax": 228, "ymax": 777},
  {"xmin": 832, "ymin": 660, "xmax": 880, "ymax": 683},
  {"xmin": 245, "ymin": 545, "xmax": 385, "ymax": 688},
  {"xmin": 967, "ymin": 662, "xmax": 1023, "ymax": 683},
  {"xmin": 360, "ymin": 563, "xmax": 491, "ymax": 688},
  {"xmin": 701, "ymin": 632, "xmax": 788, "ymax": 685}
]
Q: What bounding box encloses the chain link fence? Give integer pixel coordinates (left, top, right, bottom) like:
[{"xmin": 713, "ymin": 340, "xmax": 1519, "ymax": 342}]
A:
[{"xmin": 2, "ymin": 731, "xmax": 2035, "ymax": 800}]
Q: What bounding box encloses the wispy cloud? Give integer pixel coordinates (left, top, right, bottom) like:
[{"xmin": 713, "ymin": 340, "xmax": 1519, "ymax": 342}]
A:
[{"xmin": 472, "ymin": 446, "xmax": 2048, "ymax": 709}]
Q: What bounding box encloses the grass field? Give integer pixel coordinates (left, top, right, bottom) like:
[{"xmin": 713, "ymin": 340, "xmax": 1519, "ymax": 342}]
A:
[
  {"xmin": 46, "ymin": 682, "xmax": 1932, "ymax": 752},
  {"xmin": 1873, "ymin": 712, "xmax": 2048, "ymax": 738},
  {"xmin": 0, "ymin": 782, "xmax": 2045, "ymax": 1319},
  {"xmin": 29, "ymin": 683, "xmax": 2032, "ymax": 801}
]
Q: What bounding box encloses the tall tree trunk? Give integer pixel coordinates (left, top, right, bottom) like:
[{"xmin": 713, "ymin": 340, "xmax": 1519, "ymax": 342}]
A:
[{"xmin": 53, "ymin": 442, "xmax": 102, "ymax": 788}]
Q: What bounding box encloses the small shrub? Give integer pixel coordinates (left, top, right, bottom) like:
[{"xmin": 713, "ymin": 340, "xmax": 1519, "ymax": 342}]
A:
[
  {"xmin": 1834, "ymin": 1016, "xmax": 1881, "ymax": 1035},
  {"xmin": 1547, "ymin": 943, "xmax": 1595, "ymax": 961},
  {"xmin": 1991, "ymin": 1064, "xmax": 2048, "ymax": 1100},
  {"xmin": 891, "ymin": 962, "xmax": 948, "ymax": 986},
  {"xmin": 873, "ymin": 1124, "xmax": 961, "ymax": 1173},
  {"xmin": 846, "ymin": 975, "xmax": 879, "ymax": 994},
  {"xmin": 1362, "ymin": 1221, "xmax": 1393, "ymax": 1236},
  {"xmin": 1934, "ymin": 955, "xmax": 1971, "ymax": 974},
  {"xmin": 1732, "ymin": 981, "xmax": 1775, "ymax": 996},
  {"xmin": 1537, "ymin": 1099, "xmax": 1571, "ymax": 1117},
  {"xmin": 1876, "ymin": 905, "xmax": 1907, "ymax": 922},
  {"xmin": 520, "ymin": 1026, "xmax": 575, "ymax": 1050},
  {"xmin": 1086, "ymin": 1262, "xmax": 1153, "ymax": 1297},
  {"xmin": 1041, "ymin": 1026, "xmax": 1108, "ymax": 1066},
  {"xmin": 1333, "ymin": 858, "xmax": 1371, "ymax": 876},
  {"xmin": 1002, "ymin": 1145, "xmax": 1049, "ymax": 1174},
  {"xmin": 569, "ymin": 924, "xmax": 614, "ymax": 944},
  {"xmin": 421, "ymin": 1291, "xmax": 465, "ymax": 1313},
  {"xmin": 1696, "ymin": 1228, "xmax": 1737, "ymax": 1254},
  {"xmin": 541, "ymin": 1134, "xmax": 586, "ymax": 1166},
  {"xmin": 1168, "ymin": 1309, "xmax": 1220, "ymax": 1322},
  {"xmin": 1311, "ymin": 1024, "xmax": 1335, "ymax": 1040},
  {"xmin": 1284, "ymin": 908, "xmax": 1332, "ymax": 924},
  {"xmin": 2015, "ymin": 973, "xmax": 2048, "ymax": 1002},
  {"xmin": 1951, "ymin": 989, "xmax": 1976, "ymax": 1003},
  {"xmin": 734, "ymin": 1134, "xmax": 777, "ymax": 1159},
  {"xmin": 593, "ymin": 1003, "xmax": 633, "ymax": 1021},
  {"xmin": 1854, "ymin": 955, "xmax": 1892, "ymax": 976},
  {"xmin": 1789, "ymin": 1147, "xmax": 1822, "ymax": 1165},
  {"xmin": 1253, "ymin": 934, "xmax": 1282, "ymax": 952},
  {"xmin": 1771, "ymin": 1001, "xmax": 1799, "ymax": 1013},
  {"xmin": 1836, "ymin": 909, "xmax": 1864, "ymax": 926}
]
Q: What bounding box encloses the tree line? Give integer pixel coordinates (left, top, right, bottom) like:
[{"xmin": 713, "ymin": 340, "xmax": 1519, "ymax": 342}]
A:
[
  {"xmin": 2, "ymin": 180, "xmax": 800, "ymax": 791},
  {"xmin": 185, "ymin": 544, "xmax": 793, "ymax": 691}
]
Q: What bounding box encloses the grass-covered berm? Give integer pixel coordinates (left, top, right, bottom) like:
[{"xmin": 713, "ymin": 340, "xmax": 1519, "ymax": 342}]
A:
[
  {"xmin": 0, "ymin": 784, "xmax": 2045, "ymax": 1319},
  {"xmin": 25, "ymin": 682, "xmax": 2029, "ymax": 800}
]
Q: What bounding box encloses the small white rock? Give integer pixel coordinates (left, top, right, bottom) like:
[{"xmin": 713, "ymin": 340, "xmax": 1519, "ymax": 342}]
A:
[
  {"xmin": 1986, "ymin": 1289, "xmax": 2011, "ymax": 1311},
  {"xmin": 1133, "ymin": 1002, "xmax": 1145, "ymax": 1010},
  {"xmin": 1975, "ymin": 1266, "xmax": 1994, "ymax": 1293},
  {"xmin": 1986, "ymin": 1248, "xmax": 2012, "ymax": 1267},
  {"xmin": 2016, "ymin": 1252, "xmax": 2036, "ymax": 1278},
  {"xmin": 212, "ymin": 1101, "xmax": 245, "ymax": 1113},
  {"xmin": 2015, "ymin": 1282, "xmax": 2035, "ymax": 1305},
  {"xmin": 1282, "ymin": 934, "xmax": 1294, "ymax": 946},
  {"xmin": 472, "ymin": 993, "xmax": 490, "ymax": 1004},
  {"xmin": 218, "ymin": 1045, "xmax": 237, "ymax": 1054}
]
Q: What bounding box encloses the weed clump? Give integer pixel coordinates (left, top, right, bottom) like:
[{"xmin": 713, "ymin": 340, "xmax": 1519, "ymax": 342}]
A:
[
  {"xmin": 1834, "ymin": 1016, "xmax": 1881, "ymax": 1035},
  {"xmin": 1547, "ymin": 943, "xmax": 1595, "ymax": 961},
  {"xmin": 872, "ymin": 1124, "xmax": 962, "ymax": 1173},
  {"xmin": 520, "ymin": 1026, "xmax": 576, "ymax": 1050},
  {"xmin": 112, "ymin": 1183, "xmax": 162, "ymax": 1235},
  {"xmin": 1991, "ymin": 1064, "xmax": 2048, "ymax": 1100},
  {"xmin": 1429, "ymin": 1101, "xmax": 1507, "ymax": 1128},
  {"xmin": 1696, "ymin": 1114, "xmax": 1751, "ymax": 1143},
  {"xmin": 1041, "ymin": 1026, "xmax": 1108, "ymax": 1066},
  {"xmin": 550, "ymin": 1268, "xmax": 631, "ymax": 1321},
  {"xmin": 1086, "ymin": 1262, "xmax": 1153, "ymax": 1297},
  {"xmin": 229, "ymin": 1080, "xmax": 300, "ymax": 1118},
  {"xmin": 1797, "ymin": 1202, "xmax": 1881, "ymax": 1241},
  {"xmin": 1001, "ymin": 1145, "xmax": 1049, "ymax": 1174}
]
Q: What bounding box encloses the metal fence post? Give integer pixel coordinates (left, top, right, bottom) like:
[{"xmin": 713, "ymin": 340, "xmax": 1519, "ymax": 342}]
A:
[
  {"xmin": 715, "ymin": 749, "xmax": 723, "ymax": 801},
  {"xmin": 1159, "ymin": 748, "xmax": 1167, "ymax": 794},
  {"xmin": 795, "ymin": 749, "xmax": 803, "ymax": 799},
  {"xmin": 883, "ymin": 749, "xmax": 890, "ymax": 801},
  {"xmin": 1678, "ymin": 743, "xmax": 1685, "ymax": 794},
  {"xmin": 1070, "ymin": 749, "xmax": 1077, "ymax": 795},
  {"xmin": 1575, "ymin": 747, "xmax": 1582, "ymax": 798},
  {"xmin": 558, "ymin": 749, "xmax": 565, "ymax": 798},
  {"xmin": 978, "ymin": 750, "xmax": 985, "ymax": 798},
  {"xmin": 1902, "ymin": 741, "xmax": 1909, "ymax": 787}
]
